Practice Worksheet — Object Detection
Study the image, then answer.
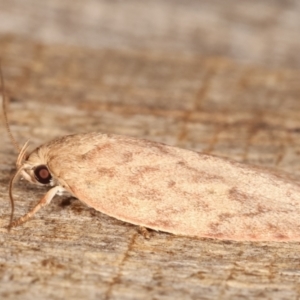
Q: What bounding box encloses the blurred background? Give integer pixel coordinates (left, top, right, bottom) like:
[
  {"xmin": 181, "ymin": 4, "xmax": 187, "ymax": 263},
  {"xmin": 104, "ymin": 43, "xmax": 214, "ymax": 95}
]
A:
[{"xmin": 0, "ymin": 0, "xmax": 300, "ymax": 68}]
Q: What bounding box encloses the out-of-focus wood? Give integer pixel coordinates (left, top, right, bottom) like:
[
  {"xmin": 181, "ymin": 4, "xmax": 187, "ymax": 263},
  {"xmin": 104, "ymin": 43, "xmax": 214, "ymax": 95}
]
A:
[
  {"xmin": 0, "ymin": 1, "xmax": 300, "ymax": 300},
  {"xmin": 0, "ymin": 0, "xmax": 300, "ymax": 69}
]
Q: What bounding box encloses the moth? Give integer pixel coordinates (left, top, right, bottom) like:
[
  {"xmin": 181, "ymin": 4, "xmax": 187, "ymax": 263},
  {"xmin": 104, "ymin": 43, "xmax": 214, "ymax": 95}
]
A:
[{"xmin": 3, "ymin": 69, "xmax": 300, "ymax": 242}]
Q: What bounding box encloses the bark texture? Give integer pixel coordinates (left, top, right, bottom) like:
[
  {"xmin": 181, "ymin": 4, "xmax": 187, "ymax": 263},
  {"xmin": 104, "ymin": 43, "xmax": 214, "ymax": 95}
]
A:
[{"xmin": 0, "ymin": 1, "xmax": 300, "ymax": 299}]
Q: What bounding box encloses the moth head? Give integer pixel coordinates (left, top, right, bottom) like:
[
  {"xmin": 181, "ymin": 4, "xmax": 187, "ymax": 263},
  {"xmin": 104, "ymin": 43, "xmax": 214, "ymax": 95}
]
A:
[
  {"xmin": 8, "ymin": 142, "xmax": 54, "ymax": 226},
  {"xmin": 13, "ymin": 141, "xmax": 54, "ymax": 187}
]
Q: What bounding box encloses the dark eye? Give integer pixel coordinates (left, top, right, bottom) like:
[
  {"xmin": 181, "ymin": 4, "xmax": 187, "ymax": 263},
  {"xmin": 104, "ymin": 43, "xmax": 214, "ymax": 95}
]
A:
[{"xmin": 34, "ymin": 165, "xmax": 52, "ymax": 184}]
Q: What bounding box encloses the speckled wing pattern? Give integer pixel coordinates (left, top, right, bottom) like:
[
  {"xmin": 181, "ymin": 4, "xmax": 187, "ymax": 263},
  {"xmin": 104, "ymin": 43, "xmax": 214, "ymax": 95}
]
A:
[{"xmin": 43, "ymin": 132, "xmax": 300, "ymax": 241}]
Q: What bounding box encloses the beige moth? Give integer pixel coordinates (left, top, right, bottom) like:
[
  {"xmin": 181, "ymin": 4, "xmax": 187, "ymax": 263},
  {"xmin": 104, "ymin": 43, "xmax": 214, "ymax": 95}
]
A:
[{"xmin": 2, "ymin": 70, "xmax": 300, "ymax": 242}]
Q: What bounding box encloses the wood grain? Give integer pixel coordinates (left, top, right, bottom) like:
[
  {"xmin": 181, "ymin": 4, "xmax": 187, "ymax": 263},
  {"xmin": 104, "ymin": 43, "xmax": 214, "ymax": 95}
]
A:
[{"xmin": 0, "ymin": 1, "xmax": 300, "ymax": 299}]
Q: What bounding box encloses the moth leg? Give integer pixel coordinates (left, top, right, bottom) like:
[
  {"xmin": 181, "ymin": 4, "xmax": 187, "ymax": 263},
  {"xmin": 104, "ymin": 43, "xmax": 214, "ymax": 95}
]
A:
[
  {"xmin": 139, "ymin": 226, "xmax": 151, "ymax": 239},
  {"xmin": 9, "ymin": 185, "xmax": 64, "ymax": 229}
]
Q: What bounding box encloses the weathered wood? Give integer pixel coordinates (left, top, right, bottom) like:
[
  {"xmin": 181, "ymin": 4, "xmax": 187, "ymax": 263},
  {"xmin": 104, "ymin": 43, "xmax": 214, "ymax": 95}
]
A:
[{"xmin": 0, "ymin": 1, "xmax": 300, "ymax": 299}]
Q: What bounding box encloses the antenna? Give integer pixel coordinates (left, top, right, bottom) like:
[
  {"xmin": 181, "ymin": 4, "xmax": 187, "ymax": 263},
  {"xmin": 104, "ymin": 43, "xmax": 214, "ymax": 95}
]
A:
[
  {"xmin": 1, "ymin": 62, "xmax": 24, "ymax": 228},
  {"xmin": 1, "ymin": 62, "xmax": 21, "ymax": 152}
]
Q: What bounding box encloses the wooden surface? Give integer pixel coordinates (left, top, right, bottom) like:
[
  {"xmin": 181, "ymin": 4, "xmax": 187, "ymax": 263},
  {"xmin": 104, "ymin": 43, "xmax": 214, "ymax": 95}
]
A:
[{"xmin": 0, "ymin": 1, "xmax": 300, "ymax": 299}]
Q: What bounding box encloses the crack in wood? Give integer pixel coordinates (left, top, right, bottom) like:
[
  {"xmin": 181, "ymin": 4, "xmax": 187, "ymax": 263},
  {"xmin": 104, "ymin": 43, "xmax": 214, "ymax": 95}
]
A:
[{"xmin": 103, "ymin": 232, "xmax": 138, "ymax": 300}]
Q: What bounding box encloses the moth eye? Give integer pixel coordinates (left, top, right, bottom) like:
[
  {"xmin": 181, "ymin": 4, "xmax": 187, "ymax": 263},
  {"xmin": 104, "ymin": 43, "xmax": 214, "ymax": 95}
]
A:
[{"xmin": 34, "ymin": 165, "xmax": 52, "ymax": 184}]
